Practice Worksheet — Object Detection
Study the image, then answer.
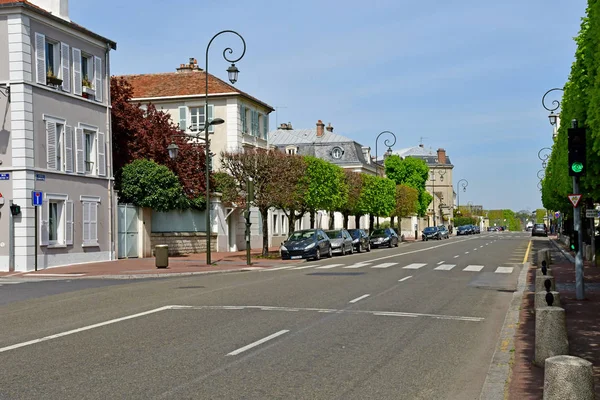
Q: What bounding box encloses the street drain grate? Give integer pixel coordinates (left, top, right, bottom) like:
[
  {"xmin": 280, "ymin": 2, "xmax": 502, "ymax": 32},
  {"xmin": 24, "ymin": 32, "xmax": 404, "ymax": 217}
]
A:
[{"xmin": 306, "ymin": 272, "xmax": 365, "ymax": 276}]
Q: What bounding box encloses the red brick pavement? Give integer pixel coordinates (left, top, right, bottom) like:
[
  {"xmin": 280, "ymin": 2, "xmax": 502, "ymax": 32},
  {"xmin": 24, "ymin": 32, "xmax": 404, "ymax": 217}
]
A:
[{"xmin": 507, "ymin": 241, "xmax": 600, "ymax": 399}]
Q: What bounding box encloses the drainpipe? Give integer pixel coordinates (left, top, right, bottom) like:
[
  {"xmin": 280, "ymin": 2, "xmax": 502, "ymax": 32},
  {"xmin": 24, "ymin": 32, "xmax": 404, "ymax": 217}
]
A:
[{"xmin": 105, "ymin": 42, "xmax": 115, "ymax": 260}]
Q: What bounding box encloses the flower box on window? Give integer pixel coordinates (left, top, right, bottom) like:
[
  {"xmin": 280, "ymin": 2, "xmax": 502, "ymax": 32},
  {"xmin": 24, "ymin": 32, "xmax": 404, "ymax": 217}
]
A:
[
  {"xmin": 46, "ymin": 75, "xmax": 63, "ymax": 87},
  {"xmin": 82, "ymin": 86, "xmax": 95, "ymax": 98}
]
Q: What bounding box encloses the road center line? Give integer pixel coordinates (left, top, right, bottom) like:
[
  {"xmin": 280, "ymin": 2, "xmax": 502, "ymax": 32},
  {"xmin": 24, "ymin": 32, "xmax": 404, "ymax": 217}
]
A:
[
  {"xmin": 349, "ymin": 294, "xmax": 371, "ymax": 303},
  {"xmin": 227, "ymin": 330, "xmax": 289, "ymax": 356},
  {"xmin": 465, "ymin": 251, "xmax": 470, "ymax": 254},
  {"xmin": 437, "ymin": 261, "xmax": 445, "ymax": 265},
  {"xmin": 399, "ymin": 276, "xmax": 412, "ymax": 282},
  {"xmin": 453, "ymin": 255, "xmax": 460, "ymax": 258}
]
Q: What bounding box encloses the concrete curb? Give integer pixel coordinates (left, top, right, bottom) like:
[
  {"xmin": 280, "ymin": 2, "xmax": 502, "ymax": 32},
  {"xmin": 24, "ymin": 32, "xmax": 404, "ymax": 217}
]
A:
[
  {"xmin": 479, "ymin": 261, "xmax": 530, "ymax": 400},
  {"xmin": 35, "ymin": 267, "xmax": 267, "ymax": 280},
  {"xmin": 550, "ymin": 239, "xmax": 575, "ymax": 263}
]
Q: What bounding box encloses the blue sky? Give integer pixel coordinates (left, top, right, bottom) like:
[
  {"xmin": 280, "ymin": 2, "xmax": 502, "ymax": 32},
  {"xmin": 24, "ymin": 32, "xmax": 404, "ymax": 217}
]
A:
[{"xmin": 70, "ymin": 0, "xmax": 587, "ymax": 212}]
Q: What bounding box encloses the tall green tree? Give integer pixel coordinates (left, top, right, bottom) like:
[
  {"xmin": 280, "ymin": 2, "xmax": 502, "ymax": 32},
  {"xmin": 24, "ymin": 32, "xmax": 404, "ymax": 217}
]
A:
[
  {"xmin": 303, "ymin": 156, "xmax": 348, "ymax": 228},
  {"xmin": 338, "ymin": 170, "xmax": 364, "ymax": 229},
  {"xmin": 384, "ymin": 155, "xmax": 431, "ymax": 216},
  {"xmin": 393, "ymin": 184, "xmax": 419, "ymax": 230},
  {"xmin": 357, "ymin": 175, "xmax": 396, "ymax": 231}
]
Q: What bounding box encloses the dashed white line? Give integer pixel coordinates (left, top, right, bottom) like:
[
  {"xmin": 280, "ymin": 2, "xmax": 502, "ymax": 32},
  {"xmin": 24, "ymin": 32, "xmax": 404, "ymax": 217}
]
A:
[
  {"xmin": 403, "ymin": 263, "xmax": 427, "ymax": 270},
  {"xmin": 344, "ymin": 263, "xmax": 371, "ymax": 269},
  {"xmin": 227, "ymin": 330, "xmax": 289, "ymax": 356},
  {"xmin": 465, "ymin": 251, "xmax": 470, "ymax": 254},
  {"xmin": 349, "ymin": 294, "xmax": 371, "ymax": 303},
  {"xmin": 453, "ymin": 255, "xmax": 460, "ymax": 259},
  {"xmin": 263, "ymin": 266, "xmax": 294, "ymax": 271},
  {"xmin": 434, "ymin": 264, "xmax": 456, "ymax": 271},
  {"xmin": 398, "ymin": 276, "xmax": 413, "ymax": 282},
  {"xmin": 437, "ymin": 261, "xmax": 445, "ymax": 265},
  {"xmin": 463, "ymin": 265, "xmax": 484, "ymax": 272},
  {"xmin": 495, "ymin": 267, "xmax": 514, "ymax": 274},
  {"xmin": 315, "ymin": 264, "xmax": 344, "ymax": 269},
  {"xmin": 372, "ymin": 262, "xmax": 398, "ymax": 269},
  {"xmin": 291, "ymin": 265, "xmax": 319, "ymax": 270}
]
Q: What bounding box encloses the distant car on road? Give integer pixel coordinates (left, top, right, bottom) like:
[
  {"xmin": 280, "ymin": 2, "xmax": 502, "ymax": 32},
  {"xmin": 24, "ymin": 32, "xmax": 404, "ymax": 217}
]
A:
[
  {"xmin": 472, "ymin": 225, "xmax": 481, "ymax": 234},
  {"xmin": 325, "ymin": 229, "xmax": 355, "ymax": 256},
  {"xmin": 347, "ymin": 229, "xmax": 371, "ymax": 253},
  {"xmin": 456, "ymin": 225, "xmax": 470, "ymax": 235},
  {"xmin": 280, "ymin": 229, "xmax": 332, "ymax": 260},
  {"xmin": 370, "ymin": 228, "xmax": 400, "ymax": 248},
  {"xmin": 422, "ymin": 226, "xmax": 441, "ymax": 241},
  {"xmin": 531, "ymin": 223, "xmax": 548, "ymax": 237},
  {"xmin": 438, "ymin": 225, "xmax": 450, "ymax": 239}
]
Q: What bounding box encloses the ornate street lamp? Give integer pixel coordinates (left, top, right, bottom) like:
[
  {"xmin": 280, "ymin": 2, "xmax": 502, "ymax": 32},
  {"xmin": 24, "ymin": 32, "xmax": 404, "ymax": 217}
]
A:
[
  {"xmin": 542, "ymin": 88, "xmax": 564, "ymax": 139},
  {"xmin": 537, "ymin": 169, "xmax": 545, "ymax": 181},
  {"xmin": 538, "ymin": 147, "xmax": 551, "ymax": 169},
  {"xmin": 375, "ymin": 130, "xmax": 397, "ymax": 177},
  {"xmin": 456, "ymin": 179, "xmax": 468, "ymax": 215}
]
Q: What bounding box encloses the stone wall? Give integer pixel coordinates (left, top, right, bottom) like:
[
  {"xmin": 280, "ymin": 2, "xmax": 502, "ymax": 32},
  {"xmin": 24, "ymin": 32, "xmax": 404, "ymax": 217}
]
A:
[{"xmin": 150, "ymin": 232, "xmax": 217, "ymax": 256}]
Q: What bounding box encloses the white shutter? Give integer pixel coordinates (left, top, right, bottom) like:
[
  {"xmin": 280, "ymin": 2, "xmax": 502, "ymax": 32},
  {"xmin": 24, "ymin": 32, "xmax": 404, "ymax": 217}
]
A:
[
  {"xmin": 208, "ymin": 104, "xmax": 214, "ymax": 133},
  {"xmin": 72, "ymin": 47, "xmax": 82, "ymax": 96},
  {"xmin": 65, "ymin": 125, "xmax": 73, "ymax": 173},
  {"xmin": 46, "ymin": 121, "xmax": 57, "ymax": 170},
  {"xmin": 96, "ymin": 131, "xmax": 106, "ymax": 176},
  {"xmin": 35, "ymin": 33, "xmax": 46, "ymax": 85},
  {"xmin": 240, "ymin": 105, "xmax": 246, "ymax": 134},
  {"xmin": 91, "ymin": 202, "xmax": 98, "ymax": 243},
  {"xmin": 178, "ymin": 106, "xmax": 187, "ymax": 131},
  {"xmin": 94, "ymin": 56, "xmax": 102, "ymax": 102},
  {"xmin": 82, "ymin": 202, "xmax": 90, "ymax": 243},
  {"xmin": 60, "ymin": 42, "xmax": 70, "ymax": 92},
  {"xmin": 75, "ymin": 127, "xmax": 85, "ymax": 174},
  {"xmin": 65, "ymin": 200, "xmax": 73, "ymax": 245},
  {"xmin": 263, "ymin": 114, "xmax": 268, "ymax": 139},
  {"xmin": 40, "ymin": 200, "xmax": 49, "ymax": 246}
]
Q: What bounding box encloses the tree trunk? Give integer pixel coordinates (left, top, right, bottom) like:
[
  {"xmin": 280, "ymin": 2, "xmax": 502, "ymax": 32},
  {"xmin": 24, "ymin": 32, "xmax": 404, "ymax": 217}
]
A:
[
  {"xmin": 329, "ymin": 210, "xmax": 335, "ymax": 230},
  {"xmin": 369, "ymin": 214, "xmax": 374, "ymax": 232},
  {"xmin": 355, "ymin": 214, "xmax": 361, "ymax": 229},
  {"xmin": 343, "ymin": 212, "xmax": 349, "ymax": 229},
  {"xmin": 390, "ymin": 216, "xmax": 395, "ymax": 229},
  {"xmin": 288, "ymin": 208, "xmax": 296, "ymax": 235},
  {"xmin": 310, "ymin": 210, "xmax": 315, "ymax": 229},
  {"xmin": 260, "ymin": 207, "xmax": 269, "ymax": 256}
]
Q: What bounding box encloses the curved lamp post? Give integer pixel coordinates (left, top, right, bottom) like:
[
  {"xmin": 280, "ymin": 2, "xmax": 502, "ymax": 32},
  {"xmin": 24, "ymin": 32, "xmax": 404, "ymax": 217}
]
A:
[
  {"xmin": 542, "ymin": 88, "xmax": 564, "ymax": 139},
  {"xmin": 456, "ymin": 179, "xmax": 468, "ymax": 215},
  {"xmin": 538, "ymin": 147, "xmax": 551, "ymax": 169},
  {"xmin": 375, "ymin": 130, "xmax": 397, "ymax": 177},
  {"xmin": 537, "ymin": 169, "xmax": 545, "ymax": 181},
  {"xmin": 168, "ymin": 30, "xmax": 246, "ymax": 265}
]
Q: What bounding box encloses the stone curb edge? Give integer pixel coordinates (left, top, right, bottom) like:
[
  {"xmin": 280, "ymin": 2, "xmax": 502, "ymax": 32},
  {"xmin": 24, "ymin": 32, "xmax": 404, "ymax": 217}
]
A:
[
  {"xmin": 56, "ymin": 267, "xmax": 267, "ymax": 280},
  {"xmin": 479, "ymin": 261, "xmax": 530, "ymax": 400},
  {"xmin": 549, "ymin": 238, "xmax": 575, "ymax": 263}
]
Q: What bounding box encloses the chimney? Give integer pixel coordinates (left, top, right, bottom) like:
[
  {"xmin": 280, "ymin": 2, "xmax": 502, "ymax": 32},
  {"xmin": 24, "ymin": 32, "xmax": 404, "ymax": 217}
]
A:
[
  {"xmin": 29, "ymin": 0, "xmax": 70, "ymax": 21},
  {"xmin": 279, "ymin": 122, "xmax": 293, "ymax": 130},
  {"xmin": 316, "ymin": 120, "xmax": 325, "ymax": 137},
  {"xmin": 176, "ymin": 57, "xmax": 203, "ymax": 73},
  {"xmin": 326, "ymin": 122, "xmax": 333, "ymax": 132},
  {"xmin": 362, "ymin": 146, "xmax": 371, "ymax": 164},
  {"xmin": 437, "ymin": 148, "xmax": 446, "ymax": 164}
]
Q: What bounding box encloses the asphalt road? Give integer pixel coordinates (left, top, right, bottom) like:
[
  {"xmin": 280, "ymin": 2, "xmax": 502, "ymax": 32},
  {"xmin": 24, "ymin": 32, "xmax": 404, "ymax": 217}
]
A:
[{"xmin": 0, "ymin": 231, "xmax": 533, "ymax": 400}]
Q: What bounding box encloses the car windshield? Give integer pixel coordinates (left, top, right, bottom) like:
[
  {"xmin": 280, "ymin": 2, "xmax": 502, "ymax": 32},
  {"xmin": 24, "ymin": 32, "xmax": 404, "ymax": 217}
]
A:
[
  {"xmin": 534, "ymin": 224, "xmax": 545, "ymax": 229},
  {"xmin": 325, "ymin": 230, "xmax": 343, "ymax": 239},
  {"xmin": 438, "ymin": 226, "xmax": 446, "ymax": 230},
  {"xmin": 371, "ymin": 229, "xmax": 386, "ymax": 236},
  {"xmin": 287, "ymin": 230, "xmax": 315, "ymax": 241},
  {"xmin": 424, "ymin": 227, "xmax": 437, "ymax": 233},
  {"xmin": 347, "ymin": 230, "xmax": 361, "ymax": 238}
]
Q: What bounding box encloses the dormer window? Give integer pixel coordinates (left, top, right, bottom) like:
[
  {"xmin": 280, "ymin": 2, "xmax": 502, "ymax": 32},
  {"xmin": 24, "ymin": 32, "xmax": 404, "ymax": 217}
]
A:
[
  {"xmin": 286, "ymin": 145, "xmax": 297, "ymax": 155},
  {"xmin": 331, "ymin": 147, "xmax": 344, "ymax": 159}
]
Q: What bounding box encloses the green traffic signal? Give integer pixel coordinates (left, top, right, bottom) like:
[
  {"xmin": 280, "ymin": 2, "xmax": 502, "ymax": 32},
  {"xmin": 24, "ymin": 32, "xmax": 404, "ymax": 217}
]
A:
[{"xmin": 571, "ymin": 162, "xmax": 584, "ymax": 173}]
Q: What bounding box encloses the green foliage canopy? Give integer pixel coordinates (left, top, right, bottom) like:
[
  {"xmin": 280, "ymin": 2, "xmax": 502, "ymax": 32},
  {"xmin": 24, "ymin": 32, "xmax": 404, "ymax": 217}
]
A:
[
  {"xmin": 303, "ymin": 156, "xmax": 348, "ymax": 212},
  {"xmin": 384, "ymin": 155, "xmax": 431, "ymax": 216}
]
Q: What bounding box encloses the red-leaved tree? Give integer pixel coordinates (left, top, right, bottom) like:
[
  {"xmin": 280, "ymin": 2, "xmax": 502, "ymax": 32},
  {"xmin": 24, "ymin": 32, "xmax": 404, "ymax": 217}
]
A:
[{"xmin": 111, "ymin": 76, "xmax": 208, "ymax": 208}]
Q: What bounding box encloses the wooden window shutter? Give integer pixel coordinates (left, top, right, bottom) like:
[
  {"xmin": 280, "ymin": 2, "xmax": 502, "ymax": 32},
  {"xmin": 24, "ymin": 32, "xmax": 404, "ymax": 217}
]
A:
[
  {"xmin": 178, "ymin": 106, "xmax": 187, "ymax": 131},
  {"xmin": 94, "ymin": 56, "xmax": 103, "ymax": 102},
  {"xmin": 60, "ymin": 42, "xmax": 70, "ymax": 92},
  {"xmin": 91, "ymin": 202, "xmax": 98, "ymax": 243},
  {"xmin": 46, "ymin": 121, "xmax": 57, "ymax": 170},
  {"xmin": 40, "ymin": 200, "xmax": 49, "ymax": 246},
  {"xmin": 72, "ymin": 48, "xmax": 82, "ymax": 95},
  {"xmin": 65, "ymin": 200, "xmax": 74, "ymax": 245},
  {"xmin": 208, "ymin": 104, "xmax": 214, "ymax": 133},
  {"xmin": 35, "ymin": 33, "xmax": 46, "ymax": 85},
  {"xmin": 65, "ymin": 125, "xmax": 74, "ymax": 173},
  {"xmin": 240, "ymin": 105, "xmax": 246, "ymax": 134},
  {"xmin": 75, "ymin": 127, "xmax": 85, "ymax": 174},
  {"xmin": 82, "ymin": 202, "xmax": 90, "ymax": 243},
  {"xmin": 96, "ymin": 131, "xmax": 106, "ymax": 176}
]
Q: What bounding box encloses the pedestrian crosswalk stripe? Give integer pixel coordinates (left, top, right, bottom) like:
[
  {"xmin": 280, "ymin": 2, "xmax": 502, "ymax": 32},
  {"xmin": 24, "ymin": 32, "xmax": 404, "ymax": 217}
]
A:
[
  {"xmin": 315, "ymin": 264, "xmax": 344, "ymax": 269},
  {"xmin": 343, "ymin": 263, "xmax": 371, "ymax": 269},
  {"xmin": 291, "ymin": 265, "xmax": 319, "ymax": 270},
  {"xmin": 403, "ymin": 263, "xmax": 427, "ymax": 270},
  {"xmin": 495, "ymin": 267, "xmax": 513, "ymax": 274},
  {"xmin": 372, "ymin": 262, "xmax": 398, "ymax": 269},
  {"xmin": 434, "ymin": 264, "xmax": 456, "ymax": 271},
  {"xmin": 263, "ymin": 266, "xmax": 294, "ymax": 271},
  {"xmin": 463, "ymin": 265, "xmax": 484, "ymax": 272}
]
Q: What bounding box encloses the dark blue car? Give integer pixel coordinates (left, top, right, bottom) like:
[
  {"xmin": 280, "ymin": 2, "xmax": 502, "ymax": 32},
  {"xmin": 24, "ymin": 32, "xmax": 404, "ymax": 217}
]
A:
[{"xmin": 280, "ymin": 229, "xmax": 333, "ymax": 260}]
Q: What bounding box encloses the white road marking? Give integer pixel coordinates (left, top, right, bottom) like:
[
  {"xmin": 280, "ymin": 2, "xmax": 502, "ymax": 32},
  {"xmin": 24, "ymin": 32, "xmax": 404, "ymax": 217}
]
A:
[
  {"xmin": 344, "ymin": 263, "xmax": 371, "ymax": 269},
  {"xmin": 474, "ymin": 248, "xmax": 478, "ymax": 251},
  {"xmin": 227, "ymin": 330, "xmax": 289, "ymax": 356},
  {"xmin": 398, "ymin": 276, "xmax": 413, "ymax": 282},
  {"xmin": 437, "ymin": 261, "xmax": 445, "ymax": 265},
  {"xmin": 371, "ymin": 262, "xmax": 397, "ymax": 269},
  {"xmin": 403, "ymin": 263, "xmax": 427, "ymax": 270},
  {"xmin": 495, "ymin": 267, "xmax": 514, "ymax": 274},
  {"xmin": 0, "ymin": 281, "xmax": 25, "ymax": 285},
  {"xmin": 175, "ymin": 305, "xmax": 485, "ymax": 322},
  {"xmin": 465, "ymin": 251, "xmax": 470, "ymax": 254},
  {"xmin": 315, "ymin": 264, "xmax": 344, "ymax": 269},
  {"xmin": 23, "ymin": 273, "xmax": 86, "ymax": 277},
  {"xmin": 434, "ymin": 264, "xmax": 456, "ymax": 271},
  {"xmin": 0, "ymin": 306, "xmax": 172, "ymax": 354},
  {"xmin": 290, "ymin": 265, "xmax": 318, "ymax": 270},
  {"xmin": 453, "ymin": 255, "xmax": 460, "ymax": 258},
  {"xmin": 480, "ymin": 245, "xmax": 484, "ymax": 248},
  {"xmin": 263, "ymin": 266, "xmax": 295, "ymax": 271},
  {"xmin": 349, "ymin": 294, "xmax": 371, "ymax": 303},
  {"xmin": 463, "ymin": 265, "xmax": 484, "ymax": 272}
]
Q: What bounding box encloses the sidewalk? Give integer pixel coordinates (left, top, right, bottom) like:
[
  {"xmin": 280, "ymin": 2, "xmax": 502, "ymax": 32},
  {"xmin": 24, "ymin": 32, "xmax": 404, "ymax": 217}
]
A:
[
  {"xmin": 507, "ymin": 238, "xmax": 600, "ymax": 399},
  {"xmin": 0, "ymin": 247, "xmax": 301, "ymax": 279}
]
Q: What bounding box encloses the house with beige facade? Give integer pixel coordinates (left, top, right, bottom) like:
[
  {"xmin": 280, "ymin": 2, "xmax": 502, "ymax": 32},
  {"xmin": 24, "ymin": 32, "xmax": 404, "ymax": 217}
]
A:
[
  {"xmin": 0, "ymin": 0, "xmax": 116, "ymax": 271},
  {"xmin": 118, "ymin": 60, "xmax": 274, "ymax": 255}
]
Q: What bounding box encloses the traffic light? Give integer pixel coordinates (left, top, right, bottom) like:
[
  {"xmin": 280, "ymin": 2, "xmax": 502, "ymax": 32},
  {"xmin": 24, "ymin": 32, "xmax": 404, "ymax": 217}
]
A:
[
  {"xmin": 571, "ymin": 231, "xmax": 579, "ymax": 253},
  {"xmin": 9, "ymin": 203, "xmax": 21, "ymax": 216},
  {"xmin": 568, "ymin": 127, "xmax": 586, "ymax": 176}
]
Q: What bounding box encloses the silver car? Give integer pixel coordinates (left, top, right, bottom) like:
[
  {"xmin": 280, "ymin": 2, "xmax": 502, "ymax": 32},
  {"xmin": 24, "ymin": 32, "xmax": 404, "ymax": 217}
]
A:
[{"xmin": 325, "ymin": 229, "xmax": 355, "ymax": 256}]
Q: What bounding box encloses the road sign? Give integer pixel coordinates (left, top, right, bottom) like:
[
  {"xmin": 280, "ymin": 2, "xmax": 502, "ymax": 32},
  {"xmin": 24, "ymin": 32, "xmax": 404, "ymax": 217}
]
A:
[
  {"xmin": 555, "ymin": 212, "xmax": 560, "ymax": 219},
  {"xmin": 31, "ymin": 191, "xmax": 43, "ymax": 206},
  {"xmin": 586, "ymin": 209, "xmax": 600, "ymax": 218},
  {"xmin": 0, "ymin": 173, "xmax": 9, "ymax": 180},
  {"xmin": 35, "ymin": 173, "xmax": 45, "ymax": 181},
  {"xmin": 568, "ymin": 194, "xmax": 582, "ymax": 208}
]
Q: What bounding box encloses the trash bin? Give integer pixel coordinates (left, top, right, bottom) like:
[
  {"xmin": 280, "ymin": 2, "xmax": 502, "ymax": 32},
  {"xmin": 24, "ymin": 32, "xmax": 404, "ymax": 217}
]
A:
[{"xmin": 155, "ymin": 245, "xmax": 169, "ymax": 268}]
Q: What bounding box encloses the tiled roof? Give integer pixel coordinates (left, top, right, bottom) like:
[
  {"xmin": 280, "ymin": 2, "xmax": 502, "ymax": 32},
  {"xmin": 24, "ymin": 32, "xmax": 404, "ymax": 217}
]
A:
[
  {"xmin": 393, "ymin": 145, "xmax": 437, "ymax": 157},
  {"xmin": 0, "ymin": 0, "xmax": 117, "ymax": 49},
  {"xmin": 120, "ymin": 71, "xmax": 274, "ymax": 111},
  {"xmin": 269, "ymin": 128, "xmax": 355, "ymax": 145}
]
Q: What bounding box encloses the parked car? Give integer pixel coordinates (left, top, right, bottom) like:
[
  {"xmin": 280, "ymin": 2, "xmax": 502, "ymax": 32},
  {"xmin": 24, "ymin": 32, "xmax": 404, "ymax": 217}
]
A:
[
  {"xmin": 280, "ymin": 229, "xmax": 332, "ymax": 260},
  {"xmin": 370, "ymin": 228, "xmax": 400, "ymax": 248},
  {"xmin": 347, "ymin": 229, "xmax": 371, "ymax": 253},
  {"xmin": 532, "ymin": 223, "xmax": 548, "ymax": 237},
  {"xmin": 422, "ymin": 226, "xmax": 441, "ymax": 241},
  {"xmin": 456, "ymin": 225, "xmax": 470, "ymax": 235},
  {"xmin": 472, "ymin": 225, "xmax": 481, "ymax": 234},
  {"xmin": 438, "ymin": 225, "xmax": 450, "ymax": 239},
  {"xmin": 325, "ymin": 229, "xmax": 355, "ymax": 256}
]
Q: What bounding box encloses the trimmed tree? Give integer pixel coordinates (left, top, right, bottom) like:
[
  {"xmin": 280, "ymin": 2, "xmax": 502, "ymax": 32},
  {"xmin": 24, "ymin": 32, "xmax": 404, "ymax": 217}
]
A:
[
  {"xmin": 270, "ymin": 154, "xmax": 309, "ymax": 235},
  {"xmin": 339, "ymin": 170, "xmax": 364, "ymax": 229},
  {"xmin": 384, "ymin": 155, "xmax": 431, "ymax": 217},
  {"xmin": 393, "ymin": 184, "xmax": 419, "ymax": 231},
  {"xmin": 357, "ymin": 175, "xmax": 396, "ymax": 231},
  {"xmin": 303, "ymin": 156, "xmax": 348, "ymax": 229}
]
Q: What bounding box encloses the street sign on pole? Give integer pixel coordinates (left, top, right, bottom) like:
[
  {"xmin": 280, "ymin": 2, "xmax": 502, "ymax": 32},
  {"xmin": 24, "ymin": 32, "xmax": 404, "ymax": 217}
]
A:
[
  {"xmin": 31, "ymin": 191, "xmax": 43, "ymax": 206},
  {"xmin": 585, "ymin": 209, "xmax": 600, "ymax": 218},
  {"xmin": 568, "ymin": 194, "xmax": 582, "ymax": 208}
]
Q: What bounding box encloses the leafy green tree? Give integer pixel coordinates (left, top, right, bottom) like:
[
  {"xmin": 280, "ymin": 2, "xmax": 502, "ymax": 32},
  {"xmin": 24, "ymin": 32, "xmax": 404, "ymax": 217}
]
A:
[
  {"xmin": 384, "ymin": 155, "xmax": 431, "ymax": 216},
  {"xmin": 120, "ymin": 159, "xmax": 189, "ymax": 212},
  {"xmin": 393, "ymin": 184, "xmax": 419, "ymax": 229},
  {"xmin": 453, "ymin": 216, "xmax": 477, "ymax": 227},
  {"xmin": 338, "ymin": 170, "xmax": 364, "ymax": 229},
  {"xmin": 303, "ymin": 156, "xmax": 348, "ymax": 228},
  {"xmin": 535, "ymin": 209, "xmax": 547, "ymax": 224},
  {"xmin": 270, "ymin": 154, "xmax": 309, "ymax": 234},
  {"xmin": 357, "ymin": 175, "xmax": 396, "ymax": 231}
]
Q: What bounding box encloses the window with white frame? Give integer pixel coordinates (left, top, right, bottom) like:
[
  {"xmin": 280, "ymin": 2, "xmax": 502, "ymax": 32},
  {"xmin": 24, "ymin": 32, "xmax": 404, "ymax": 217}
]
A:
[
  {"xmin": 179, "ymin": 105, "xmax": 215, "ymax": 133},
  {"xmin": 45, "ymin": 40, "xmax": 59, "ymax": 79},
  {"xmin": 84, "ymin": 129, "xmax": 95, "ymax": 173},
  {"xmin": 81, "ymin": 196, "xmax": 100, "ymax": 246},
  {"xmin": 281, "ymin": 214, "xmax": 286, "ymax": 235},
  {"xmin": 75, "ymin": 124, "xmax": 106, "ymax": 176},
  {"xmin": 40, "ymin": 193, "xmax": 73, "ymax": 247},
  {"xmin": 81, "ymin": 53, "xmax": 93, "ymax": 87},
  {"xmin": 44, "ymin": 116, "xmax": 74, "ymax": 173},
  {"xmin": 35, "ymin": 33, "xmax": 71, "ymax": 92},
  {"xmin": 189, "ymin": 106, "xmax": 205, "ymax": 132},
  {"xmin": 272, "ymin": 214, "xmax": 278, "ymax": 235},
  {"xmin": 285, "ymin": 145, "xmax": 297, "ymax": 155}
]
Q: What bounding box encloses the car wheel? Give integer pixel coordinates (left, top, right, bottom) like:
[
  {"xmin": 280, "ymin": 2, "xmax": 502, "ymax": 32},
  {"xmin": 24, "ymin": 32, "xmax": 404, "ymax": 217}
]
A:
[
  {"xmin": 367, "ymin": 243, "xmax": 371, "ymax": 252},
  {"xmin": 358, "ymin": 243, "xmax": 363, "ymax": 253},
  {"xmin": 328, "ymin": 247, "xmax": 333, "ymax": 258},
  {"xmin": 341, "ymin": 245, "xmax": 346, "ymax": 256},
  {"xmin": 395, "ymin": 239, "xmax": 399, "ymax": 247},
  {"xmin": 314, "ymin": 249, "xmax": 321, "ymax": 261},
  {"xmin": 350, "ymin": 244, "xmax": 354, "ymax": 254},
  {"xmin": 388, "ymin": 240, "xmax": 393, "ymax": 248}
]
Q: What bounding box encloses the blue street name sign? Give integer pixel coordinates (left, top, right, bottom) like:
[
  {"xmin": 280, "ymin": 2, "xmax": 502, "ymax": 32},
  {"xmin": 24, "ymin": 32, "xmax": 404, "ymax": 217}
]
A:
[
  {"xmin": 0, "ymin": 173, "xmax": 9, "ymax": 180},
  {"xmin": 32, "ymin": 191, "xmax": 43, "ymax": 206},
  {"xmin": 35, "ymin": 173, "xmax": 46, "ymax": 181}
]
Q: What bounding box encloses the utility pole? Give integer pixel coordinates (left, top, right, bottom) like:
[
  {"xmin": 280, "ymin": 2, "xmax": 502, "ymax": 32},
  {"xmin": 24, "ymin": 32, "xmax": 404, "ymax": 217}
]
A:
[{"xmin": 568, "ymin": 119, "xmax": 585, "ymax": 300}]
